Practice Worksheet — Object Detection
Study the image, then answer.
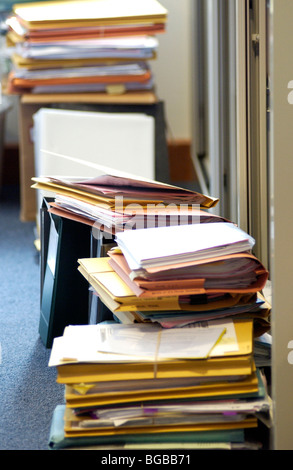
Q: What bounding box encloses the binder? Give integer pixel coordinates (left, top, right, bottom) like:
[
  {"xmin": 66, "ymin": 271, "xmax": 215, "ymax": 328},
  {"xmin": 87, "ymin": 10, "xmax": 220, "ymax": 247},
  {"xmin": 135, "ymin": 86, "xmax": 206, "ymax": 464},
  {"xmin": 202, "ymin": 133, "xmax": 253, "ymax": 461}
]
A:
[
  {"xmin": 88, "ymin": 229, "xmax": 116, "ymax": 324},
  {"xmin": 39, "ymin": 199, "xmax": 92, "ymax": 347}
]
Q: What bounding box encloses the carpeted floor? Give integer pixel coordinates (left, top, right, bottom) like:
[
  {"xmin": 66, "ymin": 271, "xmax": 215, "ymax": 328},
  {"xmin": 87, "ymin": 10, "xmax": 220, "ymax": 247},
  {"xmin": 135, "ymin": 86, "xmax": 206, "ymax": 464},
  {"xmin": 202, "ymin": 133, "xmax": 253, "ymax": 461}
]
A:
[{"xmin": 0, "ymin": 185, "xmax": 64, "ymax": 450}]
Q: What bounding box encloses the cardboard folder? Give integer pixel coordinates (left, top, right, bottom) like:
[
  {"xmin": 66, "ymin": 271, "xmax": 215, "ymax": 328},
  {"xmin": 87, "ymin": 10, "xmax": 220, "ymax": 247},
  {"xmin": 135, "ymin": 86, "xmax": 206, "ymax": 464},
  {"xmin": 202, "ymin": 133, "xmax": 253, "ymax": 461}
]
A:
[
  {"xmin": 49, "ymin": 319, "xmax": 255, "ymax": 386},
  {"xmin": 12, "ymin": 0, "xmax": 168, "ymax": 30},
  {"xmin": 54, "ymin": 354, "xmax": 255, "ymax": 385},
  {"xmin": 50, "ymin": 318, "xmax": 254, "ymax": 364},
  {"xmin": 32, "ymin": 171, "xmax": 219, "ymax": 208},
  {"xmin": 7, "ymin": 18, "xmax": 166, "ymax": 44},
  {"xmin": 76, "ymin": 269, "xmax": 250, "ymax": 313},
  {"xmin": 77, "ymin": 256, "xmax": 268, "ymax": 313},
  {"xmin": 32, "ymin": 179, "xmax": 161, "ymax": 208},
  {"xmin": 62, "ymin": 370, "xmax": 262, "ymax": 409}
]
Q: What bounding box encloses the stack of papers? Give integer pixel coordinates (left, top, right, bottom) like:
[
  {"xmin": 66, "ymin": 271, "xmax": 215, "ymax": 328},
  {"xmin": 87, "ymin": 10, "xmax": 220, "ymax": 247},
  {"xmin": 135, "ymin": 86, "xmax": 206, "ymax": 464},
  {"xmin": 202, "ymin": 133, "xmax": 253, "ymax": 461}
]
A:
[
  {"xmin": 76, "ymin": 221, "xmax": 269, "ymax": 332},
  {"xmin": 32, "ymin": 168, "xmax": 271, "ymax": 449},
  {"xmin": 32, "ymin": 172, "xmax": 219, "ymax": 207},
  {"xmin": 115, "ymin": 222, "xmax": 255, "ymax": 268},
  {"xmin": 32, "ymin": 171, "xmax": 270, "ymax": 336},
  {"xmin": 48, "ymin": 321, "xmax": 272, "ymax": 449},
  {"xmin": 5, "ymin": 0, "xmax": 167, "ymax": 95},
  {"xmin": 31, "ymin": 171, "xmax": 221, "ymax": 234}
]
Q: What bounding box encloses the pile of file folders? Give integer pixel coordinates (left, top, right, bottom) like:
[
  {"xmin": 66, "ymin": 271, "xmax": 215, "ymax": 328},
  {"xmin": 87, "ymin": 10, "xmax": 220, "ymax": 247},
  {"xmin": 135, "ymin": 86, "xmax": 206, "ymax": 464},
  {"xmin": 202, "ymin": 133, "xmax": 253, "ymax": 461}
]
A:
[
  {"xmin": 5, "ymin": 0, "xmax": 167, "ymax": 95},
  {"xmin": 33, "ymin": 171, "xmax": 273, "ymax": 450}
]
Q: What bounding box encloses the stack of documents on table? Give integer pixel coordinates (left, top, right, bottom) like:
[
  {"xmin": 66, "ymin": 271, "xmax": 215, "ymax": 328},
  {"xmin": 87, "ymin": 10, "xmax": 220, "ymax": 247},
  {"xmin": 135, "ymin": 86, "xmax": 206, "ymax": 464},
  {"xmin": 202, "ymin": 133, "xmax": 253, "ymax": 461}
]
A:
[
  {"xmin": 5, "ymin": 0, "xmax": 167, "ymax": 95},
  {"xmin": 77, "ymin": 222, "xmax": 270, "ymax": 334},
  {"xmin": 47, "ymin": 321, "xmax": 272, "ymax": 450},
  {"xmin": 31, "ymin": 171, "xmax": 221, "ymax": 234}
]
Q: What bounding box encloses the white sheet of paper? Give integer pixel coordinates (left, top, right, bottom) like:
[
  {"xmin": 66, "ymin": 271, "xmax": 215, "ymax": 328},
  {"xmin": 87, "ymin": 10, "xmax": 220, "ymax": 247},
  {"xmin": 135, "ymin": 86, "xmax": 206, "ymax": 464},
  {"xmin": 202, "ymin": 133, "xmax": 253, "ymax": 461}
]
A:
[
  {"xmin": 97, "ymin": 323, "xmax": 225, "ymax": 360},
  {"xmin": 48, "ymin": 324, "xmax": 163, "ymax": 366},
  {"xmin": 190, "ymin": 320, "xmax": 239, "ymax": 356},
  {"xmin": 115, "ymin": 222, "xmax": 255, "ymax": 269},
  {"xmin": 48, "ymin": 320, "xmax": 238, "ymax": 367}
]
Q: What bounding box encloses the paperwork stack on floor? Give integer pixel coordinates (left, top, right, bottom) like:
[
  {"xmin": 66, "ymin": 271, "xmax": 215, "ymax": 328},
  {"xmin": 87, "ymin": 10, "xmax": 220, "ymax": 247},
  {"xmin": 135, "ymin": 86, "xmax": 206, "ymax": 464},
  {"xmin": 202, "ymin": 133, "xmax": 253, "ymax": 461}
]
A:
[
  {"xmin": 5, "ymin": 0, "xmax": 167, "ymax": 98},
  {"xmin": 38, "ymin": 172, "xmax": 272, "ymax": 449},
  {"xmin": 48, "ymin": 320, "xmax": 271, "ymax": 450}
]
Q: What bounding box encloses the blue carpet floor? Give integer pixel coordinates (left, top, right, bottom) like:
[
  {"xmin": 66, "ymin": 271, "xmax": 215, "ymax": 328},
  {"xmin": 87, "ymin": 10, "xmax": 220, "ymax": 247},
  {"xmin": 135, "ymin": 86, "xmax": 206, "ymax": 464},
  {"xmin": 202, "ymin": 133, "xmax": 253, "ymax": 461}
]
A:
[{"xmin": 0, "ymin": 186, "xmax": 64, "ymax": 450}]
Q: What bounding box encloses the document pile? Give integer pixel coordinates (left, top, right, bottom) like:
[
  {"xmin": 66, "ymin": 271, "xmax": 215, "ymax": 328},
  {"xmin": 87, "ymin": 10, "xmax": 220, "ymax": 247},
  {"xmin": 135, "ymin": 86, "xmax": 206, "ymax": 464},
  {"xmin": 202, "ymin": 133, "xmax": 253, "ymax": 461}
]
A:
[
  {"xmin": 77, "ymin": 222, "xmax": 270, "ymax": 335},
  {"xmin": 5, "ymin": 0, "xmax": 167, "ymax": 95},
  {"xmin": 47, "ymin": 222, "xmax": 271, "ymax": 449},
  {"xmin": 31, "ymin": 171, "xmax": 221, "ymax": 234},
  {"xmin": 36, "ymin": 169, "xmax": 271, "ymax": 448},
  {"xmin": 48, "ymin": 320, "xmax": 271, "ymax": 450}
]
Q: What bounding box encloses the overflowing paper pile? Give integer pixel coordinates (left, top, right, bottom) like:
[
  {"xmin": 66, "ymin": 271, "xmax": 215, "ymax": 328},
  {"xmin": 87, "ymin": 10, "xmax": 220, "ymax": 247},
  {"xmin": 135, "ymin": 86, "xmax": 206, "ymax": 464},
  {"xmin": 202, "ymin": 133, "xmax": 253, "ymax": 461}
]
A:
[
  {"xmin": 48, "ymin": 320, "xmax": 271, "ymax": 450},
  {"xmin": 31, "ymin": 171, "xmax": 221, "ymax": 234},
  {"xmin": 48, "ymin": 211, "xmax": 271, "ymax": 448},
  {"xmin": 5, "ymin": 0, "xmax": 167, "ymax": 95},
  {"xmin": 77, "ymin": 222, "xmax": 270, "ymax": 333},
  {"xmin": 32, "ymin": 171, "xmax": 270, "ymax": 336},
  {"xmin": 35, "ymin": 170, "xmax": 271, "ymax": 449}
]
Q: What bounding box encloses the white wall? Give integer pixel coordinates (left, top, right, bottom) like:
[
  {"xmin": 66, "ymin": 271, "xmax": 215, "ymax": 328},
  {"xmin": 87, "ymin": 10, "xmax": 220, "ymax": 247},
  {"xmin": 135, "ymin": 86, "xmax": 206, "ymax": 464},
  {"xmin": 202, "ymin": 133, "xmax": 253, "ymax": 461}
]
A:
[
  {"xmin": 3, "ymin": 0, "xmax": 193, "ymax": 144},
  {"xmin": 152, "ymin": 0, "xmax": 193, "ymax": 140}
]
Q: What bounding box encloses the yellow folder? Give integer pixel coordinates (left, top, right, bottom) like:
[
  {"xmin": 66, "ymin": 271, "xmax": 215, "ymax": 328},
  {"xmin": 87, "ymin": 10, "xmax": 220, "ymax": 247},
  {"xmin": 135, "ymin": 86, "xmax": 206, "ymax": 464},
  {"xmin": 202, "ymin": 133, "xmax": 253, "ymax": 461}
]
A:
[
  {"xmin": 13, "ymin": 0, "xmax": 168, "ymax": 30},
  {"xmin": 56, "ymin": 353, "xmax": 255, "ymax": 385},
  {"xmin": 32, "ymin": 181, "xmax": 151, "ymax": 210},
  {"xmin": 63, "ymin": 370, "xmax": 260, "ymax": 408},
  {"xmin": 77, "ymin": 257, "xmax": 263, "ymax": 315},
  {"xmin": 78, "ymin": 260, "xmax": 182, "ymax": 312},
  {"xmin": 31, "ymin": 174, "xmax": 219, "ymax": 209}
]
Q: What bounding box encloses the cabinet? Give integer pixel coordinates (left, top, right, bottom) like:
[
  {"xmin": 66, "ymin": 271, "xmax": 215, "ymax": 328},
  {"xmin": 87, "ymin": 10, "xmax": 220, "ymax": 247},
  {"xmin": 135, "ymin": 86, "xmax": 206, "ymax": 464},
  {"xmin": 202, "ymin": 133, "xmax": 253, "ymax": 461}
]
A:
[
  {"xmin": 269, "ymin": 0, "xmax": 293, "ymax": 451},
  {"xmin": 191, "ymin": 0, "xmax": 293, "ymax": 450}
]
